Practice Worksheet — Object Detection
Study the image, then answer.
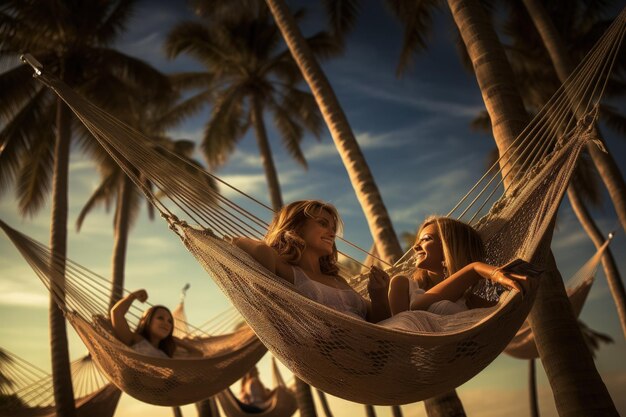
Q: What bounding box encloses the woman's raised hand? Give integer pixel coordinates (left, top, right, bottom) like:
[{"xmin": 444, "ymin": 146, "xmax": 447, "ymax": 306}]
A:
[{"xmin": 131, "ymin": 289, "xmax": 148, "ymax": 303}]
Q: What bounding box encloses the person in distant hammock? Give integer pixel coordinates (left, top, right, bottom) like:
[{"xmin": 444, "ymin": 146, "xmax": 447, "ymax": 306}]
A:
[
  {"xmin": 110, "ymin": 289, "xmax": 203, "ymax": 358},
  {"xmin": 386, "ymin": 216, "xmax": 529, "ymax": 317},
  {"xmin": 234, "ymin": 200, "xmax": 391, "ymax": 322},
  {"xmin": 237, "ymin": 366, "xmax": 272, "ymax": 412}
]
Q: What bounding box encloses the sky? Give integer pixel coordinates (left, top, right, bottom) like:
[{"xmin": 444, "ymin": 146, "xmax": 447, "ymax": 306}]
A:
[{"xmin": 1, "ymin": 1, "xmax": 625, "ymax": 417}]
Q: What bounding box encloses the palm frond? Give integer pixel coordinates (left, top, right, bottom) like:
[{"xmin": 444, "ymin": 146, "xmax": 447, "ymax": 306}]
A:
[
  {"xmin": 95, "ymin": 0, "xmax": 137, "ymax": 44},
  {"xmin": 169, "ymin": 72, "xmax": 215, "ymax": 90},
  {"xmin": 16, "ymin": 127, "xmax": 54, "ymax": 217},
  {"xmin": 154, "ymin": 89, "xmax": 213, "ymax": 130},
  {"xmin": 76, "ymin": 171, "xmax": 119, "ymax": 231},
  {"xmin": 600, "ymin": 104, "xmax": 626, "ymax": 136},
  {"xmin": 321, "ymin": 0, "xmax": 360, "ymax": 40},
  {"xmin": 271, "ymin": 100, "xmax": 307, "ymax": 168}
]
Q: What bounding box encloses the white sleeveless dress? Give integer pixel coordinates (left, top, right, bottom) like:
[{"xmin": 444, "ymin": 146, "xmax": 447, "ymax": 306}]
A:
[
  {"xmin": 132, "ymin": 338, "xmax": 169, "ymax": 358},
  {"xmin": 292, "ymin": 267, "xmax": 368, "ymax": 320}
]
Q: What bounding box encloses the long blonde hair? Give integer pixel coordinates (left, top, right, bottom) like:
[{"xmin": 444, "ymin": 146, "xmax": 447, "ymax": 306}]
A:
[
  {"xmin": 413, "ymin": 216, "xmax": 485, "ymax": 289},
  {"xmin": 264, "ymin": 200, "xmax": 342, "ymax": 275}
]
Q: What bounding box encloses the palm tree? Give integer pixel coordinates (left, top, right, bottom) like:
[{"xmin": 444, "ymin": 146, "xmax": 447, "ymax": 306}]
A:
[
  {"xmin": 505, "ymin": 0, "xmax": 626, "ymax": 341},
  {"xmin": 0, "ymin": 2, "xmax": 171, "ymax": 416},
  {"xmin": 446, "ymin": 0, "xmax": 617, "ymax": 414},
  {"xmin": 164, "ymin": 2, "xmax": 332, "ymax": 212},
  {"xmin": 263, "ymin": 0, "xmax": 403, "ymax": 262}
]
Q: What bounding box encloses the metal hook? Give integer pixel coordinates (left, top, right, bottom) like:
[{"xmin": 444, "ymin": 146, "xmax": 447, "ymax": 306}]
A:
[{"xmin": 20, "ymin": 54, "xmax": 43, "ymax": 76}]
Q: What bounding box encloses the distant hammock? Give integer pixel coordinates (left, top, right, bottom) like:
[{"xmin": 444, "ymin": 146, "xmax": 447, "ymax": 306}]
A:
[
  {"xmin": 172, "ymin": 297, "xmax": 297, "ymax": 417},
  {"xmin": 505, "ymin": 236, "xmax": 613, "ymax": 359},
  {"xmin": 14, "ymin": 7, "xmax": 626, "ymax": 405},
  {"xmin": 0, "ymin": 220, "xmax": 266, "ymax": 407},
  {"xmin": 0, "ymin": 351, "xmax": 120, "ymax": 417}
]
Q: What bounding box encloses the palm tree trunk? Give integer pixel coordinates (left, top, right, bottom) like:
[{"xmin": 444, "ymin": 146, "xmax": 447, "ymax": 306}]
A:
[
  {"xmin": 529, "ymin": 359, "xmax": 540, "ymax": 417},
  {"xmin": 568, "ymin": 185, "xmax": 626, "ymax": 339},
  {"xmin": 391, "ymin": 405, "xmax": 403, "ymax": 417},
  {"xmin": 522, "ymin": 0, "xmax": 626, "ymax": 236},
  {"xmin": 364, "ymin": 405, "xmax": 376, "ymax": 417},
  {"xmin": 251, "ymin": 97, "xmax": 283, "ymax": 211},
  {"xmin": 295, "ymin": 377, "xmax": 317, "ymax": 417},
  {"xmin": 49, "ymin": 98, "xmax": 76, "ymax": 417},
  {"xmin": 448, "ymin": 0, "xmax": 618, "ymax": 415},
  {"xmin": 196, "ymin": 397, "xmax": 220, "ymax": 417},
  {"xmin": 316, "ymin": 389, "xmax": 334, "ymax": 417},
  {"xmin": 424, "ymin": 391, "xmax": 466, "ymax": 417},
  {"xmin": 109, "ymin": 174, "xmax": 133, "ymax": 310},
  {"xmin": 264, "ymin": 0, "xmax": 403, "ymax": 263}
]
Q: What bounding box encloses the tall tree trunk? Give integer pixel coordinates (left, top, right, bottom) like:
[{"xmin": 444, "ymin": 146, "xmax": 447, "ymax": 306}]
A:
[
  {"xmin": 264, "ymin": 0, "xmax": 403, "ymax": 264},
  {"xmin": 316, "ymin": 389, "xmax": 334, "ymax": 417},
  {"xmin": 49, "ymin": 98, "xmax": 76, "ymax": 417},
  {"xmin": 448, "ymin": 1, "xmax": 618, "ymax": 415},
  {"xmin": 522, "ymin": 0, "xmax": 626, "ymax": 236},
  {"xmin": 529, "ymin": 359, "xmax": 540, "ymax": 417},
  {"xmin": 391, "ymin": 405, "xmax": 403, "ymax": 417},
  {"xmin": 196, "ymin": 397, "xmax": 220, "ymax": 417},
  {"xmin": 568, "ymin": 185, "xmax": 626, "ymax": 339},
  {"xmin": 364, "ymin": 405, "xmax": 376, "ymax": 417},
  {"xmin": 109, "ymin": 175, "xmax": 133, "ymax": 309},
  {"xmin": 251, "ymin": 97, "xmax": 283, "ymax": 211},
  {"xmin": 295, "ymin": 378, "xmax": 317, "ymax": 417},
  {"xmin": 424, "ymin": 391, "xmax": 466, "ymax": 417}
]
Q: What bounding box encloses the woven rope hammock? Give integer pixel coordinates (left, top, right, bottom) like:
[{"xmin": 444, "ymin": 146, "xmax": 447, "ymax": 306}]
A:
[
  {"xmin": 215, "ymin": 358, "xmax": 297, "ymax": 417},
  {"xmin": 0, "ymin": 220, "xmax": 266, "ymax": 407},
  {"xmin": 0, "ymin": 351, "xmax": 120, "ymax": 417},
  {"xmin": 14, "ymin": 7, "xmax": 625, "ymax": 405},
  {"xmin": 171, "ymin": 294, "xmax": 297, "ymax": 417},
  {"xmin": 504, "ymin": 235, "xmax": 613, "ymax": 359}
]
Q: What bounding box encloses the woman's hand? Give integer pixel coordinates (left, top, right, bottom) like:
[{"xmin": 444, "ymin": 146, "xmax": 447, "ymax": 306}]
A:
[
  {"xmin": 488, "ymin": 267, "xmax": 529, "ymax": 297},
  {"xmin": 130, "ymin": 289, "xmax": 148, "ymax": 303},
  {"xmin": 367, "ymin": 266, "xmax": 390, "ymax": 299}
]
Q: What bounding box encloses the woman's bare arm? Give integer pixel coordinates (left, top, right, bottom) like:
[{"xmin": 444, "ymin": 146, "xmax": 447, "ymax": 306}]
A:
[
  {"xmin": 233, "ymin": 237, "xmax": 294, "ymax": 284},
  {"xmin": 110, "ymin": 289, "xmax": 147, "ymax": 345},
  {"xmin": 410, "ymin": 262, "xmax": 527, "ymax": 311}
]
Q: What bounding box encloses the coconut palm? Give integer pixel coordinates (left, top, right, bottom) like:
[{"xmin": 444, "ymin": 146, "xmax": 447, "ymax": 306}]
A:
[
  {"xmin": 263, "ymin": 0, "xmax": 403, "ymax": 262},
  {"xmin": 447, "ymin": 0, "xmax": 617, "ymax": 414},
  {"xmin": 0, "ymin": 2, "xmax": 171, "ymax": 416},
  {"xmin": 163, "ymin": 2, "xmax": 334, "ymax": 212}
]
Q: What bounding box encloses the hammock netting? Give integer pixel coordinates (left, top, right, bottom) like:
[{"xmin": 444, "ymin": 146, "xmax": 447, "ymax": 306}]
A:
[
  {"xmin": 172, "ymin": 298, "xmax": 297, "ymax": 417},
  {"xmin": 0, "ymin": 352, "xmax": 120, "ymax": 417},
  {"xmin": 504, "ymin": 236, "xmax": 612, "ymax": 359},
  {"xmin": 8, "ymin": 6, "xmax": 624, "ymax": 405},
  {"xmin": 0, "ymin": 220, "xmax": 267, "ymax": 407},
  {"xmin": 215, "ymin": 358, "xmax": 297, "ymax": 417}
]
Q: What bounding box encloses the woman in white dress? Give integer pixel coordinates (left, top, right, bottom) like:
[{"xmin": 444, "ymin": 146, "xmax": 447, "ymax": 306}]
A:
[{"xmin": 234, "ymin": 200, "xmax": 391, "ymax": 323}]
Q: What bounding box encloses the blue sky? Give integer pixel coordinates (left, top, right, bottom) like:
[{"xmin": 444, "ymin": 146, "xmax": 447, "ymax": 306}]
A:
[{"xmin": 1, "ymin": 1, "xmax": 625, "ymax": 416}]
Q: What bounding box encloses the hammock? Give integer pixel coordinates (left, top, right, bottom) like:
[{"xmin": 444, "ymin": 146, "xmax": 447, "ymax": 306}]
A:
[
  {"xmin": 0, "ymin": 221, "xmax": 267, "ymax": 407},
  {"xmin": 0, "ymin": 351, "xmax": 120, "ymax": 417},
  {"xmin": 505, "ymin": 235, "xmax": 612, "ymax": 359},
  {"xmin": 16, "ymin": 7, "xmax": 625, "ymax": 405},
  {"xmin": 215, "ymin": 358, "xmax": 297, "ymax": 417},
  {"xmin": 171, "ymin": 294, "xmax": 297, "ymax": 417},
  {"xmin": 172, "ymin": 290, "xmax": 298, "ymax": 417}
]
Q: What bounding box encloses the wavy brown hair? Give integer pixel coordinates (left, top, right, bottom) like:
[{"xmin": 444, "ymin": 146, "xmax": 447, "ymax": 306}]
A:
[
  {"xmin": 264, "ymin": 200, "xmax": 342, "ymax": 276},
  {"xmin": 413, "ymin": 216, "xmax": 485, "ymax": 289},
  {"xmin": 136, "ymin": 305, "xmax": 176, "ymax": 357}
]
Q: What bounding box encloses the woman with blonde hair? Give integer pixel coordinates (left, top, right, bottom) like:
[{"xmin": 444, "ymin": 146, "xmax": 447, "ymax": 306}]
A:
[
  {"xmin": 387, "ymin": 216, "xmax": 528, "ymax": 316},
  {"xmin": 235, "ymin": 200, "xmax": 391, "ymax": 322}
]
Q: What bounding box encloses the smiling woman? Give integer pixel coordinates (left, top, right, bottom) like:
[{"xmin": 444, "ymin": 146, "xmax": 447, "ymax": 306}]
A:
[
  {"xmin": 110, "ymin": 289, "xmax": 203, "ymax": 358},
  {"xmin": 234, "ymin": 200, "xmax": 392, "ymax": 323}
]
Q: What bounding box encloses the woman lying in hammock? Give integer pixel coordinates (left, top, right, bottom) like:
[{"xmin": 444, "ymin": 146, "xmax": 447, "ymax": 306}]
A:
[
  {"xmin": 235, "ymin": 200, "xmax": 391, "ymax": 322},
  {"xmin": 386, "ymin": 216, "xmax": 530, "ymax": 317},
  {"xmin": 110, "ymin": 289, "xmax": 203, "ymax": 358}
]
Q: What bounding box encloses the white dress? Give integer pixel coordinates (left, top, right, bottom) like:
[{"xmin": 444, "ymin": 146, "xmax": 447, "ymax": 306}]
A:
[
  {"xmin": 292, "ymin": 267, "xmax": 368, "ymax": 320},
  {"xmin": 132, "ymin": 338, "xmax": 169, "ymax": 358},
  {"xmin": 378, "ymin": 280, "xmax": 469, "ymax": 332}
]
